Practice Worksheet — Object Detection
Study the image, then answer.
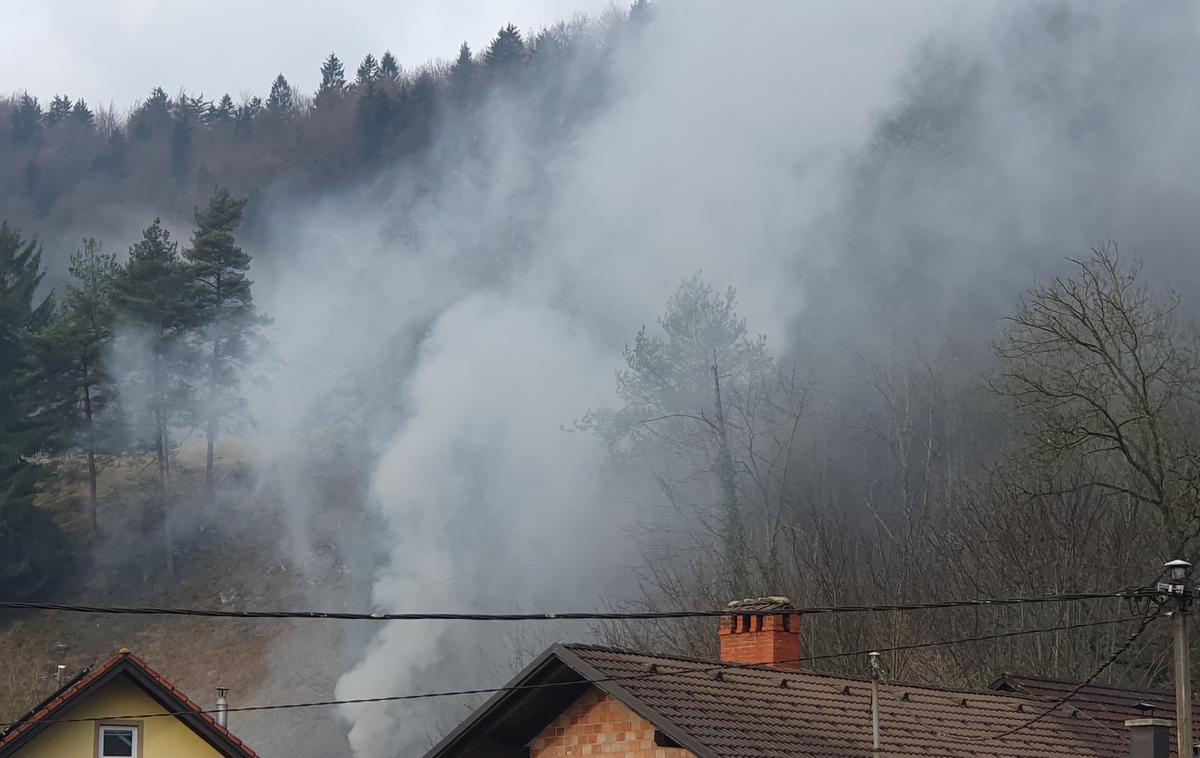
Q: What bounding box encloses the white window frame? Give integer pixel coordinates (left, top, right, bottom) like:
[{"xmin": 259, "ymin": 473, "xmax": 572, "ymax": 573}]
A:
[{"xmin": 97, "ymin": 722, "xmax": 140, "ymax": 758}]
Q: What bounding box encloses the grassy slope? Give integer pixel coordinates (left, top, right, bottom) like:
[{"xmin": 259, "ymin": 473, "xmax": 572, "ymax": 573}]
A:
[{"xmin": 0, "ymin": 447, "xmax": 353, "ymax": 755}]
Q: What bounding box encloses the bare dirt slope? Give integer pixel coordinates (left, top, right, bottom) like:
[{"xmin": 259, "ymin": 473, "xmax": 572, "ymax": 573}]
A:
[{"xmin": 0, "ymin": 449, "xmax": 358, "ymax": 756}]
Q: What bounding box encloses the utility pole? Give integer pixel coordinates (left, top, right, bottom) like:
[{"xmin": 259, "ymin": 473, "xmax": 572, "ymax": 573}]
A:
[{"xmin": 1160, "ymin": 558, "xmax": 1195, "ymax": 758}]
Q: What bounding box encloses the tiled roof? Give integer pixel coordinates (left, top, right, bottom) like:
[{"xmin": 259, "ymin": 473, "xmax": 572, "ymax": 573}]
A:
[
  {"xmin": 996, "ymin": 673, "xmax": 1194, "ymax": 757},
  {"xmin": 0, "ymin": 649, "xmax": 257, "ymax": 758},
  {"xmin": 561, "ymin": 644, "xmax": 1130, "ymax": 758}
]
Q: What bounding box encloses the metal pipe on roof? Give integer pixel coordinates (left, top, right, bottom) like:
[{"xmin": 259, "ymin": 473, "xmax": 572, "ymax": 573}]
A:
[
  {"xmin": 869, "ymin": 651, "xmax": 881, "ymax": 757},
  {"xmin": 216, "ymin": 687, "xmax": 229, "ymax": 728}
]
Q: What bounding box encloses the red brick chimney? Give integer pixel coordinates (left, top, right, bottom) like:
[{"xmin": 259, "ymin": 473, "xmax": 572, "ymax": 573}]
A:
[{"xmin": 719, "ymin": 596, "xmax": 801, "ymax": 669}]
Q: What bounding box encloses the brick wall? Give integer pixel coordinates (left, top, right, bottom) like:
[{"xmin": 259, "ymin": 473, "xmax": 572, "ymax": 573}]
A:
[
  {"xmin": 718, "ymin": 613, "xmax": 802, "ymax": 669},
  {"xmin": 527, "ymin": 687, "xmax": 694, "ymax": 758}
]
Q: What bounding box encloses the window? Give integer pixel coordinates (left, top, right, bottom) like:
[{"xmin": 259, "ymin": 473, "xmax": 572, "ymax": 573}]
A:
[{"xmin": 98, "ymin": 724, "xmax": 138, "ymax": 758}]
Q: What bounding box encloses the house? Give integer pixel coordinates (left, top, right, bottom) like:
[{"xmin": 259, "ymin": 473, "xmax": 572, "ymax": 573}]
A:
[
  {"xmin": 426, "ymin": 598, "xmax": 1191, "ymax": 758},
  {"xmin": 0, "ymin": 648, "xmax": 257, "ymax": 758}
]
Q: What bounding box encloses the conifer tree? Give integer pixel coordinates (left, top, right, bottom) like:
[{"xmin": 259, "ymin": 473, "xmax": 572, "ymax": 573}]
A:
[
  {"xmin": 356, "ymin": 75, "xmax": 393, "ymax": 162},
  {"xmin": 113, "ymin": 219, "xmax": 199, "ymax": 573},
  {"xmin": 266, "ymin": 74, "xmax": 295, "ymax": 118},
  {"xmin": 129, "ymin": 87, "xmax": 171, "ymax": 140},
  {"xmin": 208, "ymin": 94, "xmax": 236, "ymax": 125},
  {"xmin": 448, "ymin": 43, "xmax": 478, "ymax": 104},
  {"xmin": 0, "ymin": 222, "xmax": 69, "ymax": 597},
  {"xmin": 379, "ymin": 51, "xmax": 401, "ymax": 85},
  {"xmin": 315, "ymin": 53, "xmax": 347, "ymax": 108},
  {"xmin": 26, "ymin": 239, "xmax": 118, "ymax": 531},
  {"xmin": 356, "ymin": 54, "xmax": 379, "ymax": 86},
  {"xmin": 485, "ymin": 24, "xmax": 526, "ymax": 73},
  {"xmin": 170, "ymin": 98, "xmax": 196, "ymax": 179},
  {"xmin": 45, "ymin": 95, "xmax": 73, "ymax": 126},
  {"xmin": 70, "ymin": 99, "xmax": 94, "ymax": 127},
  {"xmin": 183, "ymin": 189, "xmax": 263, "ymax": 494},
  {"xmin": 11, "ymin": 94, "xmax": 42, "ymax": 144},
  {"xmin": 235, "ymin": 97, "xmax": 262, "ymax": 134}
]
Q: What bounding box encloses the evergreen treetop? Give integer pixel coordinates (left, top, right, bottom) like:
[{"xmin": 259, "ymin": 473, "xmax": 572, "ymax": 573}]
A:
[{"xmin": 356, "ymin": 54, "xmax": 379, "ymax": 85}]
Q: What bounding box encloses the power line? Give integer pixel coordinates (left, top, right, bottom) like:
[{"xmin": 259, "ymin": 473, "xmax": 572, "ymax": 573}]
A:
[
  {"xmin": 0, "ymin": 589, "xmax": 1147, "ymax": 622},
  {"xmin": 944, "ymin": 607, "xmax": 1164, "ymax": 744},
  {"xmin": 0, "ymin": 613, "xmax": 1149, "ymax": 730}
]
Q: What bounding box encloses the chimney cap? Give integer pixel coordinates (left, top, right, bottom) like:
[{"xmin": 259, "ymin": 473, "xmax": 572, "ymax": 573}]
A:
[
  {"xmin": 726, "ymin": 596, "xmax": 793, "ymax": 611},
  {"xmin": 117, "ymin": 647, "xmax": 131, "ymax": 656},
  {"xmin": 1125, "ymin": 718, "xmax": 1173, "ymax": 728}
]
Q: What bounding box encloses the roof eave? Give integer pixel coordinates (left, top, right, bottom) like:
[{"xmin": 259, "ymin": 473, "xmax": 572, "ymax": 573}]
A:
[{"xmin": 422, "ymin": 644, "xmax": 575, "ymax": 758}]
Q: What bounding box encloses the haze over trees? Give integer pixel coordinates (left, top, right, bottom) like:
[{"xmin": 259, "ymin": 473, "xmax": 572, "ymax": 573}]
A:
[
  {"xmin": 0, "ymin": 185, "xmax": 262, "ymax": 585},
  {"xmin": 4, "ymin": 5, "xmax": 1200, "ymax": 752}
]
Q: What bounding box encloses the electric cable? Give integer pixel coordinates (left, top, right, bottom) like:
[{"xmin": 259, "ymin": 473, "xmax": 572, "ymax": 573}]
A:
[
  {"xmin": 941, "ymin": 607, "xmax": 1164, "ymax": 744},
  {"xmin": 0, "ymin": 589, "xmax": 1150, "ymax": 622},
  {"xmin": 0, "ymin": 613, "xmax": 1150, "ymax": 730}
]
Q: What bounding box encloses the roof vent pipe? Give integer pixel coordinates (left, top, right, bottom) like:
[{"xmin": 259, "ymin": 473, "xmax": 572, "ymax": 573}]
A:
[
  {"xmin": 868, "ymin": 651, "xmax": 881, "ymax": 758},
  {"xmin": 216, "ymin": 687, "xmax": 229, "ymax": 728}
]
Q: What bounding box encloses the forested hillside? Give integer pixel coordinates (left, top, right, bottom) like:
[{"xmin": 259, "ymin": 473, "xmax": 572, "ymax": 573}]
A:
[{"xmin": 5, "ymin": 2, "xmax": 1200, "ymax": 756}]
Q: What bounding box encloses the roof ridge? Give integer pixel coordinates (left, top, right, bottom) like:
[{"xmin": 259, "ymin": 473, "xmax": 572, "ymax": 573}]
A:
[
  {"xmin": 1001, "ymin": 672, "xmax": 1173, "ymax": 696},
  {"xmin": 0, "ymin": 651, "xmax": 257, "ymax": 757},
  {"xmin": 562, "ymin": 643, "xmax": 1063, "ymax": 699}
]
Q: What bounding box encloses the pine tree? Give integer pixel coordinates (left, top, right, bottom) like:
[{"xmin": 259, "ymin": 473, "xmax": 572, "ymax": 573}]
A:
[
  {"xmin": 315, "ymin": 53, "xmax": 347, "ymax": 108},
  {"xmin": 208, "ymin": 94, "xmax": 236, "ymax": 125},
  {"xmin": 235, "ymin": 97, "xmax": 262, "ymax": 135},
  {"xmin": 379, "ymin": 51, "xmax": 401, "ymax": 86},
  {"xmin": 0, "ymin": 222, "xmax": 70, "ymax": 598},
  {"xmin": 266, "ymin": 74, "xmax": 295, "ymax": 118},
  {"xmin": 11, "ymin": 94, "xmax": 42, "ymax": 144},
  {"xmin": 356, "ymin": 54, "xmax": 379, "ymax": 86},
  {"xmin": 26, "ymin": 239, "xmax": 118, "ymax": 532},
  {"xmin": 183, "ymin": 189, "xmax": 263, "ymax": 494},
  {"xmin": 356, "ymin": 75, "xmax": 393, "ymax": 162},
  {"xmin": 170, "ymin": 96, "xmax": 197, "ymax": 179},
  {"xmin": 485, "ymin": 24, "xmax": 526, "ymax": 73},
  {"xmin": 112, "ymin": 219, "xmax": 200, "ymax": 574},
  {"xmin": 448, "ymin": 43, "xmax": 478, "ymax": 104},
  {"xmin": 129, "ymin": 87, "xmax": 172, "ymax": 140},
  {"xmin": 45, "ymin": 95, "xmax": 73, "ymax": 126},
  {"xmin": 70, "ymin": 99, "xmax": 95, "ymax": 127}
]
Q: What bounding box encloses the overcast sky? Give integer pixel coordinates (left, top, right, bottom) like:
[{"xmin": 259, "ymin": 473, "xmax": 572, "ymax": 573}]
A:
[{"xmin": 4, "ymin": 0, "xmax": 614, "ymax": 110}]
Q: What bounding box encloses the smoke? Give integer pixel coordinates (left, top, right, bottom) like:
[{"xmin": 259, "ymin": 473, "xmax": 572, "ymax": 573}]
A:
[
  {"xmin": 228, "ymin": 3, "xmax": 987, "ymax": 755},
  {"xmin": 224, "ymin": 1, "xmax": 1200, "ymax": 755}
]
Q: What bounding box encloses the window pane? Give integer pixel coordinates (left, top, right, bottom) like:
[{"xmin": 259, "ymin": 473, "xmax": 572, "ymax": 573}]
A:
[{"xmin": 102, "ymin": 728, "xmax": 135, "ymax": 757}]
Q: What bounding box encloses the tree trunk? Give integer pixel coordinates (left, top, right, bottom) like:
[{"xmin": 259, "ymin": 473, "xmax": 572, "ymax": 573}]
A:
[
  {"xmin": 712, "ymin": 359, "xmax": 746, "ymax": 591},
  {"xmin": 205, "ymin": 422, "xmax": 214, "ymax": 495},
  {"xmin": 83, "ymin": 373, "xmax": 98, "ymax": 534},
  {"xmin": 205, "ymin": 337, "xmax": 218, "ymax": 497},
  {"xmin": 161, "ymin": 419, "xmax": 174, "ymax": 577},
  {"xmin": 153, "ymin": 344, "xmax": 174, "ymax": 576}
]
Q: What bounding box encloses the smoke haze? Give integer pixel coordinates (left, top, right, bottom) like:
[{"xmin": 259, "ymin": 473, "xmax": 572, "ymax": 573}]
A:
[
  {"xmin": 12, "ymin": 0, "xmax": 1200, "ymax": 755},
  {"xmin": 236, "ymin": 2, "xmax": 991, "ymax": 753}
]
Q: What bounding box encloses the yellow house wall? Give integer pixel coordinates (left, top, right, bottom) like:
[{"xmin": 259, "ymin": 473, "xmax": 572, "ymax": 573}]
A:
[{"xmin": 15, "ymin": 676, "xmax": 223, "ymax": 758}]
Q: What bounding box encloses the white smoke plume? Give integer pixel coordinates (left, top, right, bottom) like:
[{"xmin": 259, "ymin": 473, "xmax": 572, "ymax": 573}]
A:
[
  {"xmin": 232, "ymin": 1, "xmax": 1200, "ymax": 754},
  {"xmin": 232, "ymin": 3, "xmax": 988, "ymax": 755}
]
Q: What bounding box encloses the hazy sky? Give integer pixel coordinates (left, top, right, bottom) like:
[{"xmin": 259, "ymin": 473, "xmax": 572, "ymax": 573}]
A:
[{"xmin": 3, "ymin": 0, "xmax": 613, "ymax": 110}]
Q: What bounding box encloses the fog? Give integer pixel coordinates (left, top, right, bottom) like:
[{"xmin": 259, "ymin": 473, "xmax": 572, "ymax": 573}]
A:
[
  {"xmin": 13, "ymin": 0, "xmax": 1200, "ymax": 755},
  {"xmin": 234, "ymin": 2, "xmax": 995, "ymax": 754},
  {"xmin": 4, "ymin": 0, "xmax": 615, "ymax": 107}
]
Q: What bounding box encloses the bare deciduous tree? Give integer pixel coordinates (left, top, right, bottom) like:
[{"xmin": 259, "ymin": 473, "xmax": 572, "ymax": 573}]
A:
[{"xmin": 993, "ymin": 243, "xmax": 1200, "ymax": 552}]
